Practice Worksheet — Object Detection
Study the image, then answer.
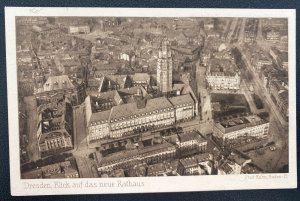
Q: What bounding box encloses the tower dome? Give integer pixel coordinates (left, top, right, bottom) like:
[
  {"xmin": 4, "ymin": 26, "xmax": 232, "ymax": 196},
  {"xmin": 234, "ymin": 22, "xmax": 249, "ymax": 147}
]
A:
[{"xmin": 218, "ymin": 43, "xmax": 227, "ymax": 52}]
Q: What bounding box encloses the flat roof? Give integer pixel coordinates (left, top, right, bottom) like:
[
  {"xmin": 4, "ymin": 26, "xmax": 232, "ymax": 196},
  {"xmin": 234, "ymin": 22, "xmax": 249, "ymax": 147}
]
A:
[{"xmin": 215, "ymin": 115, "xmax": 268, "ymax": 134}]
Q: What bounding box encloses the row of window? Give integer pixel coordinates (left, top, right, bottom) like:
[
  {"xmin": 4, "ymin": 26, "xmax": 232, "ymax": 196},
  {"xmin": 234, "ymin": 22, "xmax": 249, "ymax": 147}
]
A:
[
  {"xmin": 111, "ymin": 113, "xmax": 174, "ymax": 130},
  {"xmin": 111, "ymin": 109, "xmax": 174, "ymax": 122},
  {"xmin": 111, "ymin": 120, "xmax": 175, "ymax": 138}
]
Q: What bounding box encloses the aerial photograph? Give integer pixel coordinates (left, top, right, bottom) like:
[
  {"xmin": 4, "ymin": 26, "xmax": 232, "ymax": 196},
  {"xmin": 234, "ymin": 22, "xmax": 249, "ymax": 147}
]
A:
[{"xmin": 16, "ymin": 16, "xmax": 289, "ymax": 179}]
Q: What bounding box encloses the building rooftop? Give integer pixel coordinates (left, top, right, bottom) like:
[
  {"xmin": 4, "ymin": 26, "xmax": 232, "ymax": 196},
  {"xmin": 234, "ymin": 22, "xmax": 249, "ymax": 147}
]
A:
[
  {"xmin": 89, "ymin": 110, "xmax": 111, "ymax": 126},
  {"xmin": 179, "ymin": 158, "xmax": 198, "ymax": 168},
  {"xmin": 209, "ymin": 58, "xmax": 238, "ymax": 76},
  {"xmin": 169, "ymin": 93, "xmax": 194, "ymax": 107},
  {"xmin": 138, "ymin": 142, "xmax": 175, "ymax": 155},
  {"xmin": 39, "ymin": 128, "xmax": 71, "ymax": 144},
  {"xmin": 278, "ymin": 51, "xmax": 288, "ymax": 63},
  {"xmin": 242, "ymin": 163, "xmax": 263, "ymax": 174},
  {"xmin": 215, "ymin": 114, "xmax": 268, "ymax": 134},
  {"xmin": 110, "ymin": 96, "xmax": 173, "ymax": 121},
  {"xmin": 218, "ymin": 161, "xmax": 233, "ymax": 174},
  {"xmin": 278, "ymin": 90, "xmax": 288, "ymax": 104},
  {"xmin": 194, "ymin": 153, "xmax": 212, "ymax": 162},
  {"xmin": 131, "ymin": 73, "xmax": 150, "ymax": 83},
  {"xmin": 99, "ymin": 149, "xmax": 139, "ymax": 166},
  {"xmin": 228, "ymin": 152, "xmax": 251, "ymax": 166},
  {"xmin": 178, "ymin": 131, "xmax": 207, "ymax": 144},
  {"xmin": 43, "ymin": 75, "xmax": 75, "ymax": 92},
  {"xmin": 147, "ymin": 163, "xmax": 167, "ymax": 176},
  {"xmin": 105, "ymin": 75, "xmax": 129, "ymax": 86}
]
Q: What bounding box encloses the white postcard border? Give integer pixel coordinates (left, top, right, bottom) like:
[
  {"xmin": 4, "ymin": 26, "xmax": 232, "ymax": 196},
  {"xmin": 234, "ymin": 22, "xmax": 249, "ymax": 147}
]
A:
[{"xmin": 5, "ymin": 7, "xmax": 297, "ymax": 196}]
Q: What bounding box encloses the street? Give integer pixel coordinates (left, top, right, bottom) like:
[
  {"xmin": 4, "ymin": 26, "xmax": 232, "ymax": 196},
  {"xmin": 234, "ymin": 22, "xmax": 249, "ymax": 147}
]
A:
[
  {"xmin": 75, "ymin": 156, "xmax": 99, "ymax": 178},
  {"xmin": 234, "ymin": 45, "xmax": 289, "ymax": 172},
  {"xmin": 195, "ymin": 59, "xmax": 213, "ymax": 135},
  {"xmin": 73, "ymin": 104, "xmax": 88, "ymax": 151},
  {"xmin": 24, "ymin": 96, "xmax": 40, "ymax": 162}
]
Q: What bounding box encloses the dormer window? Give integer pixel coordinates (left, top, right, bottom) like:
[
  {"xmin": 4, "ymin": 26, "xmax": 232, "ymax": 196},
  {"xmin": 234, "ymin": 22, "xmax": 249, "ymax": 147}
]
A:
[{"xmin": 54, "ymin": 81, "xmax": 58, "ymax": 85}]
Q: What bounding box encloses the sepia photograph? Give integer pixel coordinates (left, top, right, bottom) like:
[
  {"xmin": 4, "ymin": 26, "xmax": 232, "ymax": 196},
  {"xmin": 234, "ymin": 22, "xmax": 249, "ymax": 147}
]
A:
[{"xmin": 5, "ymin": 7, "xmax": 296, "ymax": 195}]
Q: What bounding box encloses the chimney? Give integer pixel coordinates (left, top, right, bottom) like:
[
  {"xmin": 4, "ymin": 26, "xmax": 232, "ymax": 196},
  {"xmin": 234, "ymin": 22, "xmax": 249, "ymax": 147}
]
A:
[{"xmin": 136, "ymin": 97, "xmax": 146, "ymax": 109}]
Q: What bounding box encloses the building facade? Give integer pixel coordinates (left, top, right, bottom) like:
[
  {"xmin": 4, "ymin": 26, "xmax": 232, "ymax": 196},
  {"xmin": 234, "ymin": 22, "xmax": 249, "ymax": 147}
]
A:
[
  {"xmin": 266, "ymin": 30, "xmax": 280, "ymax": 41},
  {"xmin": 109, "ymin": 97, "xmax": 176, "ymax": 138},
  {"xmin": 169, "ymin": 94, "xmax": 195, "ymax": 121},
  {"xmin": 87, "ymin": 110, "xmax": 111, "ymax": 143},
  {"xmin": 213, "ymin": 115, "xmax": 270, "ymax": 141},
  {"xmin": 97, "ymin": 142, "xmax": 176, "ymax": 173},
  {"xmin": 34, "ymin": 75, "xmax": 86, "ymax": 106},
  {"xmin": 37, "ymin": 101, "xmax": 73, "ymax": 155},
  {"xmin": 177, "ymin": 158, "xmax": 199, "ymax": 175},
  {"xmin": 177, "ymin": 131, "xmax": 208, "ymax": 155},
  {"xmin": 69, "ymin": 25, "xmax": 90, "ymax": 34},
  {"xmin": 218, "ymin": 160, "xmax": 241, "ymax": 175},
  {"xmin": 206, "ymin": 73, "xmax": 240, "ymax": 90},
  {"xmin": 86, "ymin": 92, "xmax": 198, "ymax": 144}
]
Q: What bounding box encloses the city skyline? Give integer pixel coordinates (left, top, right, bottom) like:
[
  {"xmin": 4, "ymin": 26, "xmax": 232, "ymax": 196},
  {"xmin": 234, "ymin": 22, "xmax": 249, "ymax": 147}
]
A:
[{"xmin": 15, "ymin": 15, "xmax": 289, "ymax": 180}]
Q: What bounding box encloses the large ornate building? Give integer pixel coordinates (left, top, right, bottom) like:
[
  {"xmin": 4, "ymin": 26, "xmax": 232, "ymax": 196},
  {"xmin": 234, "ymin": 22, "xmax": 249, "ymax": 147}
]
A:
[
  {"xmin": 37, "ymin": 101, "xmax": 73, "ymax": 156},
  {"xmin": 85, "ymin": 90, "xmax": 197, "ymax": 144},
  {"xmin": 34, "ymin": 75, "xmax": 86, "ymax": 106},
  {"xmin": 157, "ymin": 38, "xmax": 173, "ymax": 94},
  {"xmin": 206, "ymin": 58, "xmax": 240, "ymax": 90}
]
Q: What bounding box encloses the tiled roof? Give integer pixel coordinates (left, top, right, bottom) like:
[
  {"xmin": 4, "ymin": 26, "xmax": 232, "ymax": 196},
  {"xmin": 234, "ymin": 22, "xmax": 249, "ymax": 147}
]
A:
[
  {"xmin": 228, "ymin": 152, "xmax": 250, "ymax": 166},
  {"xmin": 39, "ymin": 128, "xmax": 70, "ymax": 144},
  {"xmin": 179, "ymin": 158, "xmax": 198, "ymax": 168},
  {"xmin": 194, "ymin": 153, "xmax": 212, "ymax": 162},
  {"xmin": 89, "ymin": 110, "xmax": 111, "ymax": 125},
  {"xmin": 178, "ymin": 131, "xmax": 207, "ymax": 144},
  {"xmin": 131, "ymin": 73, "xmax": 150, "ymax": 82},
  {"xmin": 218, "ymin": 161, "xmax": 233, "ymax": 174},
  {"xmin": 169, "ymin": 94, "xmax": 194, "ymax": 107},
  {"xmin": 43, "ymin": 75, "xmax": 75, "ymax": 91},
  {"xmin": 99, "ymin": 149, "xmax": 139, "ymax": 165},
  {"xmin": 110, "ymin": 96, "xmax": 173, "ymax": 120}
]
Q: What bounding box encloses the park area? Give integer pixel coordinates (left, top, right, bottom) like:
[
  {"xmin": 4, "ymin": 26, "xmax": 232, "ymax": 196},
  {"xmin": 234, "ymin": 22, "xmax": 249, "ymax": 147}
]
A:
[{"xmin": 211, "ymin": 93, "xmax": 250, "ymax": 120}]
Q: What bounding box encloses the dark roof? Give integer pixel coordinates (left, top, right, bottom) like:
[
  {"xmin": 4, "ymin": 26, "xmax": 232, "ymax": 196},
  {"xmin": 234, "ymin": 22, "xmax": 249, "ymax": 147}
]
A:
[
  {"xmin": 194, "ymin": 153, "xmax": 212, "ymax": 162},
  {"xmin": 179, "ymin": 158, "xmax": 198, "ymax": 168},
  {"xmin": 278, "ymin": 51, "xmax": 288, "ymax": 62},
  {"xmin": 215, "ymin": 115, "xmax": 267, "ymax": 134},
  {"xmin": 228, "ymin": 152, "xmax": 251, "ymax": 166},
  {"xmin": 169, "ymin": 94, "xmax": 194, "ymax": 107},
  {"xmin": 242, "ymin": 163, "xmax": 263, "ymax": 174},
  {"xmin": 209, "ymin": 58, "xmax": 238, "ymax": 76},
  {"xmin": 218, "ymin": 161, "xmax": 233, "ymax": 174}
]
